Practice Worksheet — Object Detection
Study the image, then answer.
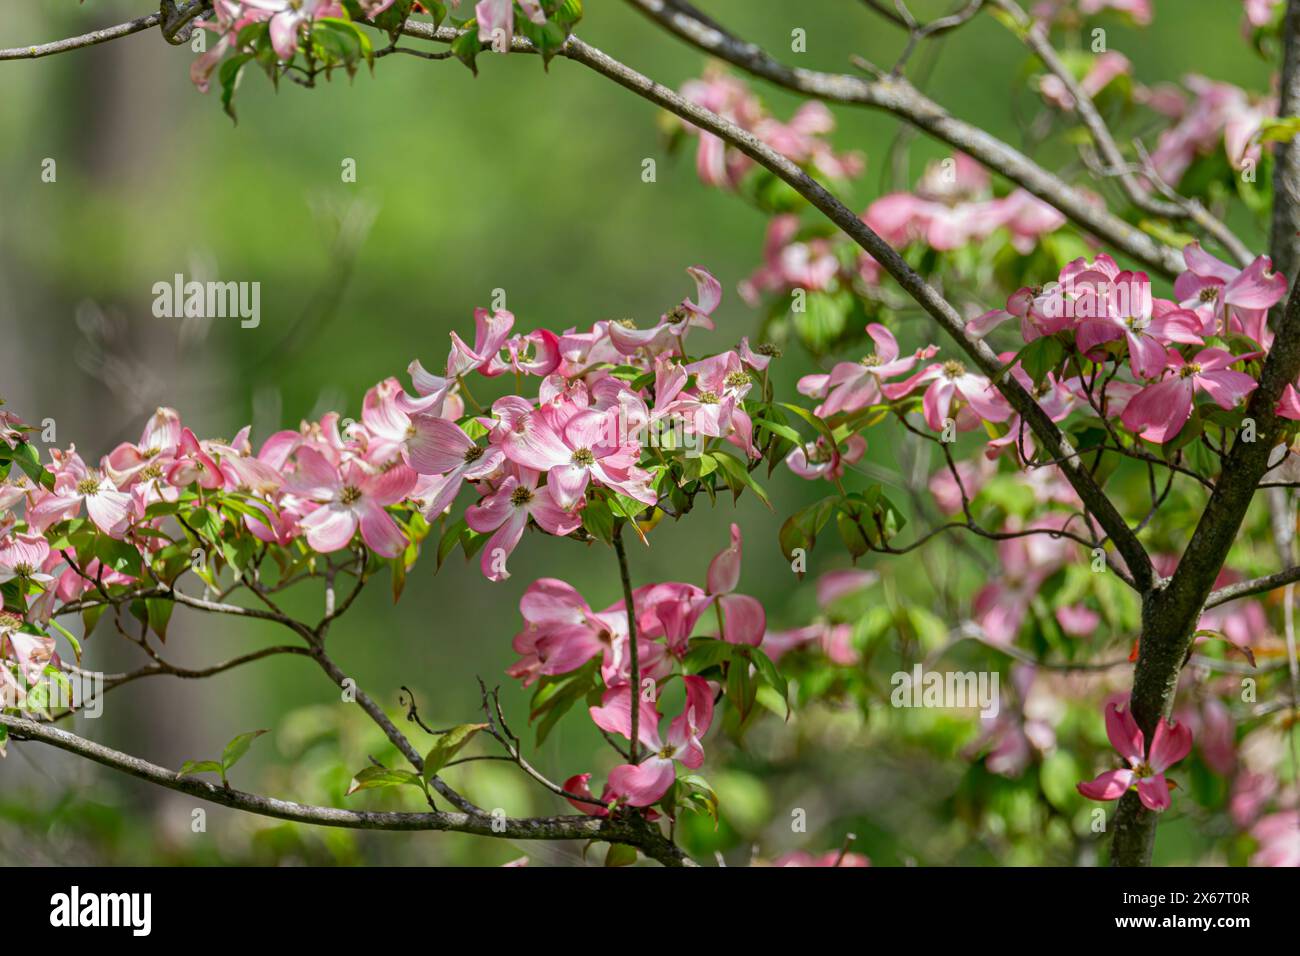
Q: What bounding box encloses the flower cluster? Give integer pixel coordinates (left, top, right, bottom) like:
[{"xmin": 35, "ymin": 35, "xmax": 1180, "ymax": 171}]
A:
[
  {"xmin": 191, "ymin": 2, "xmax": 585, "ymax": 117},
  {"xmin": 1143, "ymin": 75, "xmax": 1275, "ymax": 187},
  {"xmin": 1031, "ymin": 0, "xmax": 1153, "ymax": 26},
  {"xmin": 788, "ymin": 244, "xmax": 1285, "ymax": 463},
  {"xmin": 2, "ymin": 263, "xmax": 804, "ymax": 826},
  {"xmin": 513, "ymin": 524, "xmax": 770, "ymax": 809},
  {"xmin": 865, "ymin": 154, "xmax": 1066, "ymax": 257},
  {"xmin": 677, "ymin": 65, "xmax": 864, "ymax": 191}
]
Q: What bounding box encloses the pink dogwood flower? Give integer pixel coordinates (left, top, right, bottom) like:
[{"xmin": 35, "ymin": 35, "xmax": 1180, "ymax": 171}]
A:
[
  {"xmin": 589, "ymin": 676, "xmax": 715, "ymax": 806},
  {"xmin": 448, "ymin": 308, "xmax": 516, "ymax": 378},
  {"xmin": 739, "ymin": 215, "xmax": 840, "ymax": 305},
  {"xmin": 891, "ymin": 360, "xmax": 1010, "ymax": 431},
  {"xmin": 772, "ymin": 850, "xmax": 871, "ymax": 867},
  {"xmin": 1039, "ymin": 51, "xmax": 1130, "ymax": 110},
  {"xmin": 502, "ymin": 407, "xmax": 655, "ymax": 511},
  {"xmin": 785, "ymin": 434, "xmax": 866, "ymax": 481},
  {"xmin": 241, "ymin": 0, "xmax": 343, "ymax": 61},
  {"xmin": 1250, "ymin": 810, "xmax": 1300, "ymax": 867},
  {"xmin": 1077, "ymin": 701, "xmax": 1192, "ymax": 811},
  {"xmin": 166, "ymin": 427, "xmax": 225, "ymax": 490},
  {"xmin": 0, "ymin": 533, "xmax": 54, "ymax": 591},
  {"xmin": 818, "ymin": 324, "xmax": 938, "ymax": 417},
  {"xmin": 466, "ymin": 467, "xmax": 582, "ymax": 581},
  {"xmin": 291, "ymin": 449, "xmax": 413, "ymax": 558},
  {"xmin": 28, "ymin": 451, "xmax": 133, "ymax": 538},
  {"xmin": 513, "ymin": 579, "xmax": 626, "ymax": 677},
  {"xmin": 406, "ymin": 419, "xmax": 505, "ymax": 519},
  {"xmin": 703, "ymin": 524, "xmax": 765, "ymax": 645},
  {"xmin": 483, "ymin": 328, "xmax": 562, "ymax": 378},
  {"xmin": 1073, "ymin": 271, "xmax": 1204, "ymax": 379},
  {"xmin": 607, "ymin": 267, "xmax": 722, "ymax": 357},
  {"xmin": 1173, "ymin": 243, "xmax": 1287, "ymax": 344},
  {"xmin": 474, "ymin": 0, "xmax": 544, "ymax": 50},
  {"xmin": 1147, "ymin": 76, "xmax": 1274, "ymax": 190},
  {"xmin": 1121, "ymin": 347, "xmax": 1259, "ymax": 443}
]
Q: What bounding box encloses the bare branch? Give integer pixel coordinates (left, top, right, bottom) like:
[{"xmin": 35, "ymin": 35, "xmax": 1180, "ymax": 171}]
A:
[
  {"xmin": 0, "ymin": 1, "xmax": 207, "ymax": 60},
  {"xmin": 0, "ymin": 714, "xmax": 692, "ymax": 865},
  {"xmin": 1205, "ymin": 564, "xmax": 1300, "ymax": 609}
]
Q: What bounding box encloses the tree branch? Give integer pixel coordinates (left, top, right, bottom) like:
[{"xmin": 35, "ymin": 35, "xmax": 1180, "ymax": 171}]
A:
[
  {"xmin": 620, "ymin": 0, "xmax": 1184, "ymax": 277},
  {"xmin": 613, "ymin": 526, "xmax": 642, "ymax": 762},
  {"xmin": 0, "ymin": 714, "xmax": 692, "ymax": 865},
  {"xmin": 0, "ymin": 1, "xmax": 208, "ymax": 60},
  {"xmin": 1204, "ymin": 565, "xmax": 1300, "ymax": 609},
  {"xmin": 993, "ymin": 0, "xmax": 1252, "ymax": 266}
]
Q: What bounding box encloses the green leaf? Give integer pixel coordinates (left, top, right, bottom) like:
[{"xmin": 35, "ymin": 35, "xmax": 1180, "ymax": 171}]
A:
[
  {"xmin": 778, "ymin": 402, "xmax": 837, "ymax": 447},
  {"xmin": 676, "ymin": 774, "xmax": 719, "ymax": 825},
  {"xmin": 754, "ymin": 418, "xmax": 802, "ymax": 444},
  {"xmin": 1257, "ymin": 115, "xmax": 1300, "ymax": 145},
  {"xmin": 184, "ymin": 507, "xmax": 223, "ymax": 544},
  {"xmin": 726, "ymin": 656, "xmax": 758, "ymax": 723},
  {"xmin": 835, "ymin": 509, "xmax": 871, "ymax": 558},
  {"xmin": 683, "ymin": 637, "xmax": 735, "ymax": 675},
  {"xmin": 421, "ymin": 722, "xmax": 489, "ymax": 784},
  {"xmin": 581, "ymin": 498, "xmax": 615, "ymax": 544},
  {"xmin": 605, "ymin": 843, "xmax": 638, "ymax": 867},
  {"xmin": 221, "ymin": 729, "xmax": 268, "ymax": 782},
  {"xmin": 778, "ymin": 495, "xmax": 837, "ymax": 566},
  {"xmin": 94, "ymin": 535, "xmax": 142, "ymax": 577},
  {"xmin": 451, "ymin": 23, "xmax": 481, "ymax": 74},
  {"xmin": 529, "ymin": 661, "xmax": 598, "ymax": 745},
  {"xmin": 9, "ymin": 441, "xmax": 54, "ymax": 490},
  {"xmin": 1017, "ymin": 335, "xmax": 1065, "ymax": 387},
  {"xmin": 554, "ymin": 0, "xmax": 584, "ymax": 29},
  {"xmin": 177, "ymin": 759, "xmax": 223, "ymax": 778},
  {"xmin": 145, "ymin": 598, "xmax": 174, "ymax": 643},
  {"xmin": 679, "ymin": 452, "xmax": 718, "ymax": 482},
  {"xmin": 437, "ymin": 517, "xmax": 467, "ymax": 570},
  {"xmin": 346, "ymin": 766, "xmax": 424, "ymax": 796},
  {"xmin": 219, "ymin": 53, "xmax": 254, "ymax": 123},
  {"xmin": 742, "ymin": 645, "xmax": 788, "ymax": 712},
  {"xmin": 712, "ymin": 452, "xmax": 772, "ymax": 509}
]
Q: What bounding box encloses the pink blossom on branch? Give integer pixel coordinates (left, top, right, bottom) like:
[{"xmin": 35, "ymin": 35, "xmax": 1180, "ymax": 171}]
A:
[
  {"xmin": 589, "ymin": 676, "xmax": 715, "ymax": 806},
  {"xmin": 1077, "ymin": 701, "xmax": 1192, "ymax": 812}
]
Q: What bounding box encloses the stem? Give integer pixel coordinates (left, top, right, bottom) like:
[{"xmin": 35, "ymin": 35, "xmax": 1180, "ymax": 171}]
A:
[
  {"xmin": 309, "ymin": 643, "xmax": 483, "ymax": 815},
  {"xmin": 613, "ymin": 524, "xmax": 641, "ymax": 762},
  {"xmin": 0, "ymin": 714, "xmax": 693, "ymax": 865}
]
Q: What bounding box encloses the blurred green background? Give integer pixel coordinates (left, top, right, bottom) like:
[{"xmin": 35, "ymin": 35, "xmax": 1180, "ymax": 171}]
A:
[{"xmin": 0, "ymin": 0, "xmax": 1271, "ymax": 865}]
